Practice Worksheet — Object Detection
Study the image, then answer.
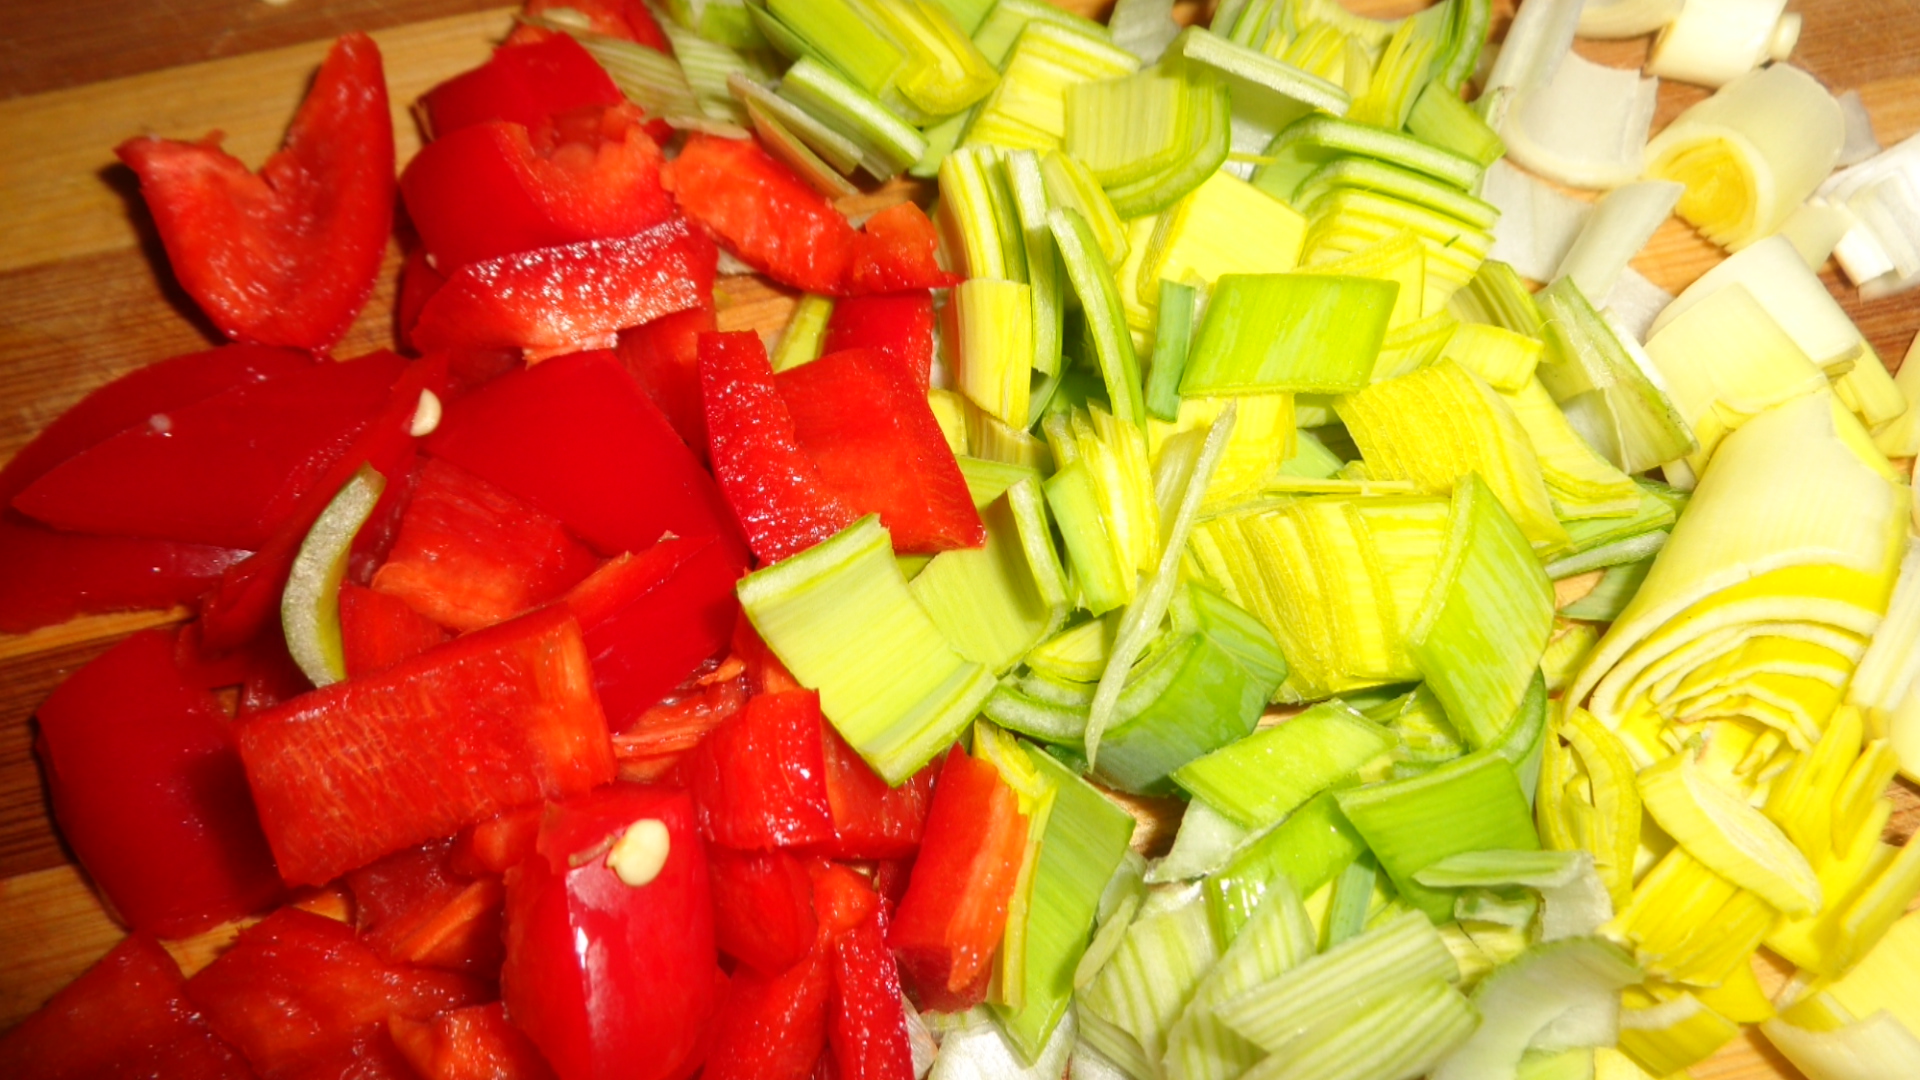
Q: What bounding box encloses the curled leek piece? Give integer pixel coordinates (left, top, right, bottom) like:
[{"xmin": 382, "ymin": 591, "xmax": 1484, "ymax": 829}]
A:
[
  {"xmin": 1577, "ymin": 0, "xmax": 1683, "ymax": 40},
  {"xmin": 1645, "ymin": 0, "xmax": 1801, "ymax": 89},
  {"xmin": 1506, "ymin": 51, "xmax": 1658, "ymax": 190},
  {"xmin": 1762, "ymin": 1011, "xmax": 1920, "ymax": 1080}
]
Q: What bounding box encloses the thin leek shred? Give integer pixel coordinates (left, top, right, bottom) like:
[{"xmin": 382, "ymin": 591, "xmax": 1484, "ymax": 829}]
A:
[
  {"xmin": 1004, "ymin": 149, "xmax": 1065, "ymax": 378},
  {"xmin": 1148, "ymin": 395, "xmax": 1298, "ymax": 508},
  {"xmin": 1533, "ymin": 277, "xmax": 1697, "ymax": 476},
  {"xmin": 1079, "ymin": 886, "xmax": 1221, "ymax": 1071},
  {"xmin": 770, "ymin": 293, "xmax": 833, "ymax": 371},
  {"xmin": 1042, "ymin": 407, "xmax": 1157, "ymax": 616},
  {"xmin": 567, "ymin": 27, "xmax": 743, "ymax": 135},
  {"xmin": 995, "ymin": 748, "xmax": 1135, "ymax": 1060},
  {"xmin": 654, "ymin": 20, "xmax": 758, "ymax": 125},
  {"xmin": 777, "ymin": 57, "xmax": 928, "ymax": 179},
  {"xmin": 1558, "ymin": 558, "xmax": 1654, "ymax": 622},
  {"xmin": 1644, "ymin": 64, "xmax": 1844, "ymax": 252},
  {"xmin": 729, "ymin": 72, "xmax": 865, "ymax": 173},
  {"xmin": 1407, "ymin": 473, "xmax": 1557, "ymax": 747},
  {"xmin": 1182, "ymin": 274, "xmax": 1397, "ymax": 396},
  {"xmin": 1171, "ymin": 701, "xmax": 1394, "ymax": 830},
  {"xmin": 1430, "ymin": 937, "xmax": 1640, "ymax": 1080},
  {"xmin": 1416, "ymin": 848, "xmax": 1611, "ymax": 939},
  {"xmin": 742, "ymin": 97, "xmax": 860, "ymax": 198},
  {"xmin": 1051, "ymin": 208, "xmax": 1147, "ymax": 427},
  {"xmin": 1145, "ymin": 281, "xmax": 1196, "ymax": 423},
  {"xmin": 1139, "ymin": 172, "xmax": 1309, "ymax": 308},
  {"xmin": 1506, "ymin": 51, "xmax": 1657, "ymax": 190},
  {"xmin": 1642, "ymin": 283, "xmax": 1828, "ymax": 474},
  {"xmin": 760, "ymin": 0, "xmax": 905, "ymax": 99},
  {"xmin": 736, "ymin": 516, "xmax": 996, "ymax": 783},
  {"xmin": 1501, "ymin": 378, "xmax": 1643, "ymax": 521},
  {"xmin": 1554, "ymin": 181, "xmax": 1684, "ymax": 302},
  {"xmin": 1408, "ymin": 79, "xmax": 1505, "ymax": 170},
  {"xmin": 1335, "ymin": 750, "xmax": 1541, "ymax": 922},
  {"xmin": 1040, "ymin": 150, "xmax": 1130, "ymax": 267},
  {"xmin": 966, "ymin": 22, "xmax": 1140, "ymax": 152},
  {"xmin": 910, "ymin": 489, "xmax": 1060, "ymax": 675},
  {"xmin": 1337, "ymin": 361, "xmax": 1570, "ymax": 553},
  {"xmin": 939, "ymin": 145, "xmax": 1026, "ymax": 282},
  {"xmin": 1254, "ymin": 113, "xmax": 1483, "ymax": 204},
  {"xmin": 1479, "ymin": 160, "xmax": 1594, "ymax": 284},
  {"xmin": 1170, "ymin": 26, "xmax": 1351, "ymax": 170},
  {"xmin": 1440, "ymin": 323, "xmax": 1542, "ymax": 392},
  {"xmin": 1300, "ymin": 188, "xmax": 1493, "ymax": 314},
  {"xmin": 1646, "ymin": 0, "xmax": 1798, "ymax": 89},
  {"xmin": 1164, "ymin": 874, "xmax": 1316, "ymax": 1080},
  {"xmin": 1204, "ymin": 791, "xmax": 1368, "ymax": 941},
  {"xmin": 1214, "ymin": 908, "xmax": 1460, "ymax": 1053},
  {"xmin": 1549, "ymin": 484, "xmax": 1680, "ymax": 566}
]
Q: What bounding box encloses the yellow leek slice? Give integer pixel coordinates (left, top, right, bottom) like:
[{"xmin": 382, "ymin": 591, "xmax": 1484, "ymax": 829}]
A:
[
  {"xmin": 1638, "ymin": 751, "xmax": 1821, "ymax": 916},
  {"xmin": 966, "ymin": 21, "xmax": 1140, "ymax": 151},
  {"xmin": 1500, "ymin": 377, "xmax": 1642, "ymax": 521},
  {"xmin": 1616, "ymin": 986, "xmax": 1742, "ymax": 1076},
  {"xmin": 1138, "ymin": 170, "xmax": 1308, "ymax": 305},
  {"xmin": 1645, "ymin": 0, "xmax": 1799, "ymax": 89},
  {"xmin": 1762, "ymin": 1010, "xmax": 1920, "ymax": 1080},
  {"xmin": 1440, "ymin": 323, "xmax": 1543, "ymax": 392}
]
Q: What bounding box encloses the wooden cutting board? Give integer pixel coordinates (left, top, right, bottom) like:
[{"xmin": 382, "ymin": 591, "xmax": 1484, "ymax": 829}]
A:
[{"xmin": 1, "ymin": 2, "xmax": 1917, "ymax": 1076}]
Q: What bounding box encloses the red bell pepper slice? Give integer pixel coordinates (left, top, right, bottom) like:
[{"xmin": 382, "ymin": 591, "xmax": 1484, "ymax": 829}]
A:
[
  {"xmin": 821, "ymin": 292, "xmax": 936, "ymax": 389},
  {"xmin": 236, "ymin": 606, "xmax": 615, "ymax": 886},
  {"xmin": 115, "ymin": 34, "xmax": 393, "ymax": 350},
  {"xmin": 390, "ymin": 1002, "xmax": 557, "ymax": 1080},
  {"xmin": 425, "ymin": 348, "xmax": 742, "ymax": 559},
  {"xmin": 811, "ymin": 861, "xmax": 881, "ymax": 935},
  {"xmin": 516, "ymin": 0, "xmax": 670, "ymax": 52},
  {"xmin": 397, "ymin": 248, "xmax": 448, "ymax": 353},
  {"xmin": 421, "ymin": 33, "xmax": 623, "ymax": 139},
  {"xmin": 704, "ymin": 946, "xmax": 833, "ymax": 1080},
  {"xmin": 609, "ymin": 660, "xmax": 751, "ymax": 780},
  {"xmin": 347, "ymin": 838, "xmax": 505, "ymax": 979},
  {"xmin": 829, "ymin": 906, "xmax": 916, "ymax": 1080},
  {"xmin": 35, "ymin": 627, "xmax": 284, "ymax": 938},
  {"xmin": 699, "ymin": 330, "xmax": 859, "ymax": 564},
  {"xmin": 13, "ymin": 350, "xmax": 406, "ymax": 551},
  {"xmin": 503, "ymin": 784, "xmax": 719, "ymax": 1080},
  {"xmin": 186, "ymin": 907, "xmax": 489, "ymax": 1078},
  {"xmin": 887, "ymin": 745, "xmax": 1030, "ymax": 1012},
  {"xmin": 663, "ymin": 134, "xmax": 859, "ymax": 295},
  {"xmin": 372, "ymin": 457, "xmax": 601, "ymax": 633},
  {"xmin": 618, "ymin": 304, "xmax": 717, "ymax": 459},
  {"xmin": 776, "ymin": 347, "xmax": 984, "ymax": 554},
  {"xmin": 814, "ymin": 722, "xmax": 939, "ymax": 860},
  {"xmin": 402, "ymin": 104, "xmax": 675, "ymax": 271},
  {"xmin": 0, "ymin": 934, "xmax": 253, "ymax": 1079},
  {"xmin": 685, "ymin": 688, "xmax": 836, "ymax": 850},
  {"xmin": 339, "ymin": 581, "xmax": 450, "ymax": 679},
  {"xmin": 0, "ymin": 522, "xmax": 245, "ymax": 633},
  {"xmin": 409, "ymin": 216, "xmax": 718, "ymax": 359},
  {"xmin": 707, "ymin": 845, "xmax": 818, "ymax": 975},
  {"xmin": 564, "ymin": 532, "xmax": 744, "ymax": 730},
  {"xmin": 452, "ymin": 803, "xmax": 545, "ymax": 878},
  {"xmin": 848, "ymin": 202, "xmax": 962, "ymax": 295}
]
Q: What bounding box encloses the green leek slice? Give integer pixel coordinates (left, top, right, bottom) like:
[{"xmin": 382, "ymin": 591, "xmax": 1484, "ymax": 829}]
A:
[
  {"xmin": 1164, "ymin": 873, "xmax": 1317, "ymax": 1080},
  {"xmin": 1169, "ymin": 25, "xmax": 1352, "ymax": 166},
  {"xmin": 778, "ymin": 56, "xmax": 928, "ymax": 180},
  {"xmin": 1253, "ymin": 112, "xmax": 1483, "ymax": 205},
  {"xmin": 1171, "ymin": 701, "xmax": 1395, "ymax": 830},
  {"xmin": 1181, "ymin": 274, "xmax": 1397, "ymax": 396},
  {"xmin": 1430, "ymin": 937, "xmax": 1640, "ymax": 1080},
  {"xmin": 966, "ymin": 21, "xmax": 1140, "ymax": 152},
  {"xmin": 1080, "ymin": 885, "xmax": 1221, "ymax": 1070},
  {"xmin": 909, "ymin": 489, "xmax": 1060, "ymax": 674},
  {"xmin": 283, "ymin": 464, "xmax": 386, "ymax": 688},
  {"xmin": 1051, "ymin": 208, "xmax": 1146, "ymax": 427},
  {"xmin": 1532, "ymin": 277, "xmax": 1697, "ymax": 476}
]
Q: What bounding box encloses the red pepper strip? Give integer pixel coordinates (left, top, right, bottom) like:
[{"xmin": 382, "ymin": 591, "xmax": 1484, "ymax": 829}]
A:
[
  {"xmin": 372, "ymin": 457, "xmax": 602, "ymax": 633},
  {"xmin": 663, "ymin": 133, "xmax": 859, "ymax": 295},
  {"xmin": 346, "ymin": 838, "xmax": 505, "ymax": 979},
  {"xmin": 237, "ymin": 606, "xmax": 615, "ymax": 887},
  {"xmin": 36, "ymin": 627, "xmax": 284, "ymax": 938},
  {"xmin": 821, "ymin": 292, "xmax": 936, "ymax": 389},
  {"xmin": 0, "ymin": 523, "xmax": 245, "ymax": 634},
  {"xmin": 887, "ymin": 745, "xmax": 1030, "ymax": 1012},
  {"xmin": 699, "ymin": 330, "xmax": 860, "ymax": 565},
  {"xmin": 610, "ymin": 661, "xmax": 751, "ymax": 780},
  {"xmin": 565, "ymin": 532, "xmax": 745, "ymax": 731},
  {"xmin": 686, "ymin": 688, "xmax": 836, "ymax": 850},
  {"xmin": 707, "ymin": 845, "xmax": 819, "ymax": 975},
  {"xmin": 847, "ymin": 202, "xmax": 962, "ymax": 295},
  {"xmin": 0, "ymin": 934, "xmax": 252, "ymax": 1079},
  {"xmin": 396, "ymin": 248, "xmax": 447, "ymax": 353},
  {"xmin": 421, "ymin": 33, "xmax": 623, "ymax": 139},
  {"xmin": 776, "ymin": 347, "xmax": 985, "ymax": 554},
  {"xmin": 618, "ymin": 304, "xmax": 717, "ymax": 460},
  {"xmin": 830, "ymin": 905, "xmax": 916, "ymax": 1080},
  {"xmin": 452, "ymin": 804, "xmax": 545, "ymax": 879},
  {"xmin": 704, "ymin": 944, "xmax": 833, "ymax": 1080},
  {"xmin": 812, "ymin": 722, "xmax": 939, "ymax": 861},
  {"xmin": 504, "ymin": 785, "xmax": 719, "ymax": 1080},
  {"xmin": 425, "ymin": 348, "xmax": 743, "ymax": 559},
  {"xmin": 186, "ymin": 907, "xmax": 489, "ymax": 1078},
  {"xmin": 409, "ymin": 215, "xmax": 718, "ymax": 359},
  {"xmin": 401, "ymin": 104, "xmax": 675, "ymax": 271},
  {"xmin": 516, "ymin": 0, "xmax": 671, "ymax": 52},
  {"xmin": 339, "ymin": 581, "xmax": 451, "ymax": 679},
  {"xmin": 390, "ymin": 1002, "xmax": 557, "ymax": 1080},
  {"xmin": 115, "ymin": 34, "xmax": 392, "ymax": 350}
]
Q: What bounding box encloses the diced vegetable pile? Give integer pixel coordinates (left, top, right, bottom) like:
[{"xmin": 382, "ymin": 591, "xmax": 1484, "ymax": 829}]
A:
[{"xmin": 5, "ymin": 0, "xmax": 1920, "ymax": 1078}]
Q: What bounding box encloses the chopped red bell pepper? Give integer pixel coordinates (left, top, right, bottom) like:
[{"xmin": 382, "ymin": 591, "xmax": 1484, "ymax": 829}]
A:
[
  {"xmin": 408, "ymin": 216, "xmax": 718, "ymax": 359},
  {"xmin": 236, "ymin": 606, "xmax": 615, "ymax": 886},
  {"xmin": 821, "ymin": 292, "xmax": 936, "ymax": 389},
  {"xmin": 734, "ymin": 616, "xmax": 803, "ymax": 694},
  {"xmin": 0, "ymin": 934, "xmax": 253, "ymax": 1079},
  {"xmin": 618, "ymin": 304, "xmax": 717, "ymax": 459},
  {"xmin": 425, "ymin": 349, "xmax": 742, "ymax": 558},
  {"xmin": 402, "ymin": 104, "xmax": 675, "ymax": 271},
  {"xmin": 699, "ymin": 330, "xmax": 859, "ymax": 564},
  {"xmin": 515, "ymin": 0, "xmax": 670, "ymax": 52},
  {"xmin": 707, "ymin": 845, "xmax": 818, "ymax": 974},
  {"xmin": 814, "ymin": 722, "xmax": 938, "ymax": 861},
  {"xmin": 847, "ymin": 202, "xmax": 961, "ymax": 295},
  {"xmin": 115, "ymin": 34, "xmax": 392, "ymax": 350},
  {"xmin": 0, "ymin": 522, "xmax": 246, "ymax": 634},
  {"xmin": 13, "ymin": 350, "xmax": 406, "ymax": 551},
  {"xmin": 703, "ymin": 946, "xmax": 833, "ymax": 1080},
  {"xmin": 810, "ymin": 861, "xmax": 881, "ymax": 936},
  {"xmin": 502, "ymin": 784, "xmax": 718, "ymax": 1080},
  {"xmin": 452, "ymin": 803, "xmax": 545, "ymax": 879},
  {"xmin": 186, "ymin": 907, "xmax": 488, "ymax": 1078},
  {"xmin": 686, "ymin": 689, "xmax": 836, "ymax": 850},
  {"xmin": 776, "ymin": 347, "xmax": 984, "ymax": 554},
  {"xmin": 609, "ymin": 659, "xmax": 751, "ymax": 780},
  {"xmin": 372, "ymin": 457, "xmax": 601, "ymax": 633},
  {"xmin": 390, "ymin": 1002, "xmax": 557, "ymax": 1080},
  {"xmin": 663, "ymin": 134, "xmax": 859, "ymax": 295},
  {"xmin": 564, "ymin": 532, "xmax": 744, "ymax": 729},
  {"xmin": 339, "ymin": 581, "xmax": 451, "ymax": 678},
  {"xmin": 36, "ymin": 627, "xmax": 284, "ymax": 938},
  {"xmin": 829, "ymin": 906, "xmax": 915, "ymax": 1080},
  {"xmin": 346, "ymin": 838, "xmax": 505, "ymax": 979},
  {"xmin": 397, "ymin": 248, "xmax": 448, "ymax": 352},
  {"xmin": 886, "ymin": 745, "xmax": 1030, "ymax": 1012},
  {"xmin": 421, "ymin": 33, "xmax": 624, "ymax": 139}
]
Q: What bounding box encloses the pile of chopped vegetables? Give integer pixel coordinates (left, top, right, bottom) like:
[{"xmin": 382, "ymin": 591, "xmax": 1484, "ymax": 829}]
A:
[{"xmin": 3, "ymin": 0, "xmax": 1920, "ymax": 1078}]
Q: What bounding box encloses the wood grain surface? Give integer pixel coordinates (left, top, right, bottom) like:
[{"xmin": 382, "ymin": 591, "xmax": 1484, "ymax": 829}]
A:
[{"xmin": 1, "ymin": 3, "xmax": 1916, "ymax": 1076}]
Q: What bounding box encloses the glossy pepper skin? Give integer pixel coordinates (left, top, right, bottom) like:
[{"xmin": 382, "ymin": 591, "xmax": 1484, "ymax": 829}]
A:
[
  {"xmin": 502, "ymin": 785, "xmax": 720, "ymax": 1080},
  {"xmin": 115, "ymin": 34, "xmax": 393, "ymax": 350},
  {"xmin": 420, "ymin": 33, "xmax": 624, "ymax": 139}
]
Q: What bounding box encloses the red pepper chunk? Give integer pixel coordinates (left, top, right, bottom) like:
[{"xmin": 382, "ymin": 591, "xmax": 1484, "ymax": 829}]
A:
[
  {"xmin": 503, "ymin": 785, "xmax": 719, "ymax": 1080},
  {"xmin": 618, "ymin": 305, "xmax": 717, "ymax": 459},
  {"xmin": 236, "ymin": 606, "xmax": 615, "ymax": 887},
  {"xmin": 0, "ymin": 934, "xmax": 253, "ymax": 1079},
  {"xmin": 699, "ymin": 330, "xmax": 860, "ymax": 564},
  {"xmin": 830, "ymin": 906, "xmax": 916, "ymax": 1080},
  {"xmin": 0, "ymin": 523, "xmax": 246, "ymax": 634},
  {"xmin": 391, "ymin": 1002, "xmax": 557, "ymax": 1080},
  {"xmin": 815, "ymin": 720, "xmax": 938, "ymax": 860},
  {"xmin": 664, "ymin": 134, "xmax": 858, "ymax": 295},
  {"xmin": 707, "ymin": 846, "xmax": 819, "ymax": 975},
  {"xmin": 421, "ymin": 33, "xmax": 624, "ymax": 139},
  {"xmin": 704, "ymin": 946, "xmax": 833, "ymax": 1080},
  {"xmin": 115, "ymin": 34, "xmax": 392, "ymax": 350},
  {"xmin": 822, "ymin": 292, "xmax": 936, "ymax": 389},
  {"xmin": 848, "ymin": 202, "xmax": 962, "ymax": 295},
  {"xmin": 340, "ymin": 581, "xmax": 451, "ymax": 678},
  {"xmin": 687, "ymin": 689, "xmax": 836, "ymax": 850},
  {"xmin": 36, "ymin": 627, "xmax": 284, "ymax": 939},
  {"xmin": 887, "ymin": 745, "xmax": 1030, "ymax": 1012}
]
